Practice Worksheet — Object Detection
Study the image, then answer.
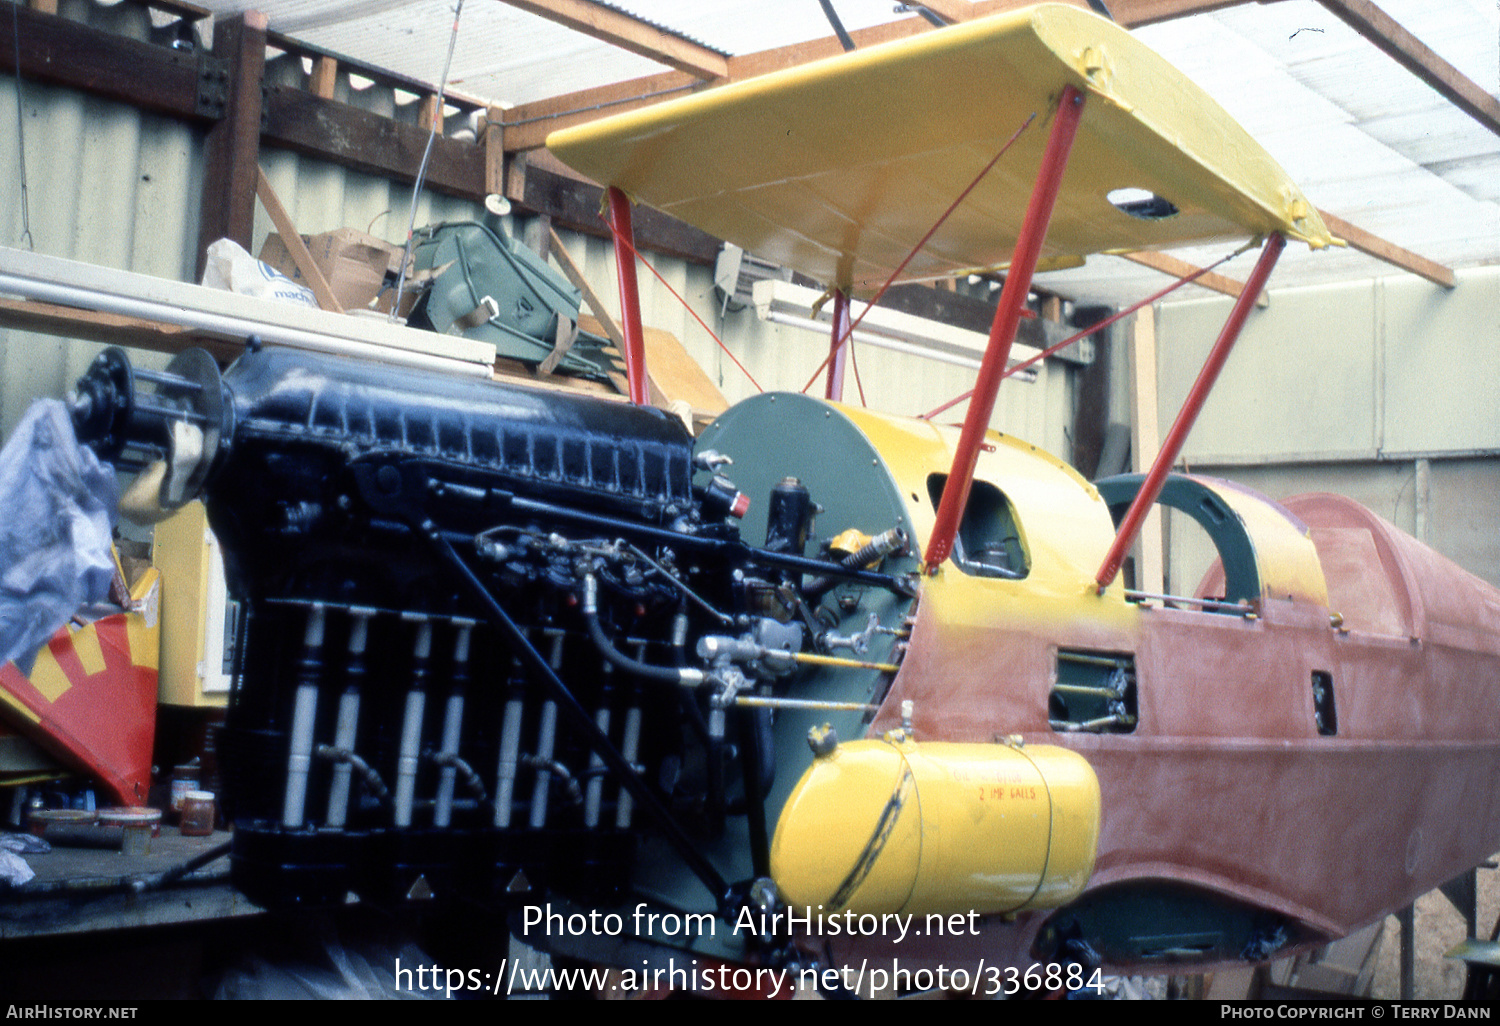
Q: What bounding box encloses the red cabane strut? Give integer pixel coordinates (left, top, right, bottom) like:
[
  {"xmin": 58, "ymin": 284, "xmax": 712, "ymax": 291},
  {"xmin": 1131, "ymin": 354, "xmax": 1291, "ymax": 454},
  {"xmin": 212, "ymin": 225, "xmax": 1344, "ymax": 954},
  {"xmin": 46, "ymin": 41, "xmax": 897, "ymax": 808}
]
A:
[
  {"xmin": 1092, "ymin": 231, "xmax": 1286, "ymax": 591},
  {"xmin": 607, "ymin": 185, "xmax": 650, "ymax": 406},
  {"xmin": 923, "ymin": 85, "xmax": 1086, "ymax": 574}
]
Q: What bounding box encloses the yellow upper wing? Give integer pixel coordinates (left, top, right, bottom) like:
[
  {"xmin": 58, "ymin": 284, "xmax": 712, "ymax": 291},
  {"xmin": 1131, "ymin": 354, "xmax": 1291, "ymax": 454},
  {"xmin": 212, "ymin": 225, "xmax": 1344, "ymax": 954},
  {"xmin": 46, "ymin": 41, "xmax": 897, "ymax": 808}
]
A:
[{"xmin": 548, "ymin": 3, "xmax": 1330, "ymax": 293}]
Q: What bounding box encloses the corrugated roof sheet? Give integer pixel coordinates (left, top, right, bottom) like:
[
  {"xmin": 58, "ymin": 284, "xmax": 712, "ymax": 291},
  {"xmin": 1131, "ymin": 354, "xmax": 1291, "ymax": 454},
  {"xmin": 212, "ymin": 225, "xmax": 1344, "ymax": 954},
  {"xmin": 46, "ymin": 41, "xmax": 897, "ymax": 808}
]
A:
[{"xmin": 63, "ymin": 1, "xmax": 1500, "ymax": 303}]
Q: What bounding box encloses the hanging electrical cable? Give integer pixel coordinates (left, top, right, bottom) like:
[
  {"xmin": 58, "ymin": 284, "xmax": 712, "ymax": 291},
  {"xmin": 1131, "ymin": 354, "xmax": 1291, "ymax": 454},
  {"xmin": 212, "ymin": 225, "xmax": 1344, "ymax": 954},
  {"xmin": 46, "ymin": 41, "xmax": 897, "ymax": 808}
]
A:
[
  {"xmin": 11, "ymin": 0, "xmax": 33, "ymax": 250},
  {"xmin": 391, "ymin": 0, "xmax": 466, "ymax": 320}
]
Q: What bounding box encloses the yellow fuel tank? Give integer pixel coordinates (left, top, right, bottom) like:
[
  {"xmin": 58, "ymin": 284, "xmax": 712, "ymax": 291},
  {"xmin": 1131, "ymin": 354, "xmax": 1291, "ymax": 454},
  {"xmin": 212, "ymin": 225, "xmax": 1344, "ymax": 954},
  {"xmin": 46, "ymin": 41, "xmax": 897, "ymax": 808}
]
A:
[{"xmin": 770, "ymin": 734, "xmax": 1100, "ymax": 916}]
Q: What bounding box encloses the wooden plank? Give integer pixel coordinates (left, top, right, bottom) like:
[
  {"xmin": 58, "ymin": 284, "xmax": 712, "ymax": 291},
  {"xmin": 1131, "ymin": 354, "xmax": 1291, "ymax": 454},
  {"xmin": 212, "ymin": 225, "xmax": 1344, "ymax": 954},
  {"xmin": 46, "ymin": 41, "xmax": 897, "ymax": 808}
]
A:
[
  {"xmin": 1128, "ymin": 304, "xmax": 1164, "ymax": 595},
  {"xmin": 572, "ymin": 315, "xmax": 726, "ymax": 427},
  {"xmin": 500, "ymin": 70, "xmax": 706, "ymax": 152},
  {"xmin": 0, "ymin": 298, "xmax": 240, "ymax": 364},
  {"xmin": 547, "ymin": 229, "xmax": 625, "ymax": 347},
  {"xmin": 0, "ymin": 2, "xmax": 208, "ymax": 121},
  {"xmin": 936, "ymin": 0, "xmax": 1254, "ymax": 25},
  {"xmin": 913, "ymin": 0, "xmax": 971, "ymax": 23},
  {"xmin": 419, "ymin": 93, "xmax": 443, "ymax": 132},
  {"xmin": 0, "ymin": 245, "xmax": 496, "ymax": 371},
  {"xmin": 641, "ymin": 325, "xmax": 729, "ymax": 421},
  {"xmin": 485, "ymin": 105, "xmax": 509, "ymax": 197},
  {"xmin": 1119, "ymin": 250, "xmax": 1265, "ymax": 306},
  {"xmin": 1318, "ymin": 0, "xmax": 1500, "ymax": 139},
  {"xmin": 264, "ymin": 30, "xmax": 489, "ymax": 110},
  {"xmin": 1317, "ymin": 209, "xmax": 1456, "ymax": 289},
  {"xmin": 196, "ymin": 12, "xmax": 267, "ymax": 280},
  {"xmin": 254, "ymin": 166, "xmax": 344, "ymax": 313},
  {"xmin": 500, "ymin": 0, "xmax": 729, "ymax": 80},
  {"xmin": 309, "ymin": 55, "xmax": 338, "ymax": 99},
  {"xmin": 262, "ymin": 85, "xmax": 486, "ymax": 198},
  {"xmin": 1100, "ymin": 0, "xmax": 1254, "ymax": 27}
]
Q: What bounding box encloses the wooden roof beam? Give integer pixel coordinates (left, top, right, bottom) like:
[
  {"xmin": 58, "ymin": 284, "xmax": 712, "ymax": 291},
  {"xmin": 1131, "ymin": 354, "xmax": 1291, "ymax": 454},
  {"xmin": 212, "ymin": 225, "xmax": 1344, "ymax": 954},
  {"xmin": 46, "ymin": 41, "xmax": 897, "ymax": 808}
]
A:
[
  {"xmin": 907, "ymin": 1, "xmax": 970, "ymax": 23},
  {"xmin": 973, "ymin": 1, "xmax": 1257, "ymax": 27},
  {"xmin": 1318, "ymin": 209, "xmax": 1456, "ymax": 288},
  {"xmin": 499, "ymin": 0, "xmax": 1263, "ymax": 151},
  {"xmin": 1118, "ymin": 250, "xmax": 1265, "ymax": 305},
  {"xmin": 1121, "ymin": 209, "xmax": 1458, "ymax": 294},
  {"xmin": 503, "ymin": 0, "xmax": 1500, "ymax": 151},
  {"xmin": 499, "ymin": 0, "xmax": 729, "ymax": 80},
  {"xmin": 1316, "ymin": 0, "xmax": 1500, "ymax": 138}
]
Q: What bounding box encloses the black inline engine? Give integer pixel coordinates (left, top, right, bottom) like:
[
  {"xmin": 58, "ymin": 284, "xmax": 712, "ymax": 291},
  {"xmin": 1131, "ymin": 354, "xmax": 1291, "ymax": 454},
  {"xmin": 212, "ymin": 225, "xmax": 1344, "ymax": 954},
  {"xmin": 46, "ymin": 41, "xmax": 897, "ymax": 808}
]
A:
[{"xmin": 68, "ymin": 343, "xmax": 912, "ymax": 917}]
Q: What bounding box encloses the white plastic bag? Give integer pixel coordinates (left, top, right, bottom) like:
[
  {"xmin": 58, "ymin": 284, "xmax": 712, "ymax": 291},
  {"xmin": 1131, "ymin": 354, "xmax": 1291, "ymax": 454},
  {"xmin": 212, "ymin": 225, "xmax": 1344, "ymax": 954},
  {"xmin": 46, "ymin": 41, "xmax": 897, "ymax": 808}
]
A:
[
  {"xmin": 0, "ymin": 400, "xmax": 118, "ymax": 674},
  {"xmin": 201, "ymin": 238, "xmax": 318, "ymax": 308}
]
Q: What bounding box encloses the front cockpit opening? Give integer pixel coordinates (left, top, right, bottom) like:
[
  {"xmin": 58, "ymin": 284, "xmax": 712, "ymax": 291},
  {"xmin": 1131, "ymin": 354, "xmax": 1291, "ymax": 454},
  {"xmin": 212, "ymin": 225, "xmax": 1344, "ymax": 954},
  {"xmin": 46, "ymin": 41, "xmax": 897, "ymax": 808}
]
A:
[{"xmin": 926, "ymin": 473, "xmax": 1029, "ymax": 580}]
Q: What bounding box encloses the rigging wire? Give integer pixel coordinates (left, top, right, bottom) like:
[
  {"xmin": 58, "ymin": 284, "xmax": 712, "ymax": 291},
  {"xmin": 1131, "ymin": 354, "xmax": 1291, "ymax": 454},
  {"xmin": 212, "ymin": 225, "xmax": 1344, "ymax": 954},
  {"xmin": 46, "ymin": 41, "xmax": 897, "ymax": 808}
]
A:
[
  {"xmin": 391, "ymin": 0, "xmax": 465, "ymax": 320},
  {"xmin": 11, "ymin": 0, "xmax": 33, "ymax": 250},
  {"xmin": 798, "ymin": 110, "xmax": 1037, "ymax": 396},
  {"xmin": 848, "ymin": 323, "xmax": 867, "ymax": 406},
  {"xmin": 602, "ymin": 207, "xmax": 764, "ymax": 395},
  {"xmin": 918, "ymin": 238, "xmax": 1261, "ymax": 421}
]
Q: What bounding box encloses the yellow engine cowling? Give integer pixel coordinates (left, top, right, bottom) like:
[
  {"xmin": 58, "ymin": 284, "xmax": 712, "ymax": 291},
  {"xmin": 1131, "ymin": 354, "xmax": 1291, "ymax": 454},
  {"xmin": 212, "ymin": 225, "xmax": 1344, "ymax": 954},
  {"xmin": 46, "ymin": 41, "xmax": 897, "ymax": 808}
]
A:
[{"xmin": 770, "ymin": 735, "xmax": 1100, "ymax": 916}]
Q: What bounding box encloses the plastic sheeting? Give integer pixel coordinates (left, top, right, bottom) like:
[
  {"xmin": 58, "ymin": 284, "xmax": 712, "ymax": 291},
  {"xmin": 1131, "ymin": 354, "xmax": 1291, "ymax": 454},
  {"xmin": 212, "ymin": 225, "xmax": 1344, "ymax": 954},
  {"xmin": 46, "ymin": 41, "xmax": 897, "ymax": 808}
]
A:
[{"xmin": 0, "ymin": 399, "xmax": 118, "ymax": 675}]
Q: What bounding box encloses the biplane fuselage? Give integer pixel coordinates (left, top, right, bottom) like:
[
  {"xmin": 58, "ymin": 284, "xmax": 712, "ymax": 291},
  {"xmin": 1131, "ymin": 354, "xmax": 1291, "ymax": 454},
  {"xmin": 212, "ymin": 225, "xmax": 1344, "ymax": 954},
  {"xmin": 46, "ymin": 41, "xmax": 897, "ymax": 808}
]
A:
[
  {"xmin": 700, "ymin": 394, "xmax": 1500, "ymax": 972},
  {"xmin": 543, "ymin": 1, "xmax": 1500, "ymax": 975}
]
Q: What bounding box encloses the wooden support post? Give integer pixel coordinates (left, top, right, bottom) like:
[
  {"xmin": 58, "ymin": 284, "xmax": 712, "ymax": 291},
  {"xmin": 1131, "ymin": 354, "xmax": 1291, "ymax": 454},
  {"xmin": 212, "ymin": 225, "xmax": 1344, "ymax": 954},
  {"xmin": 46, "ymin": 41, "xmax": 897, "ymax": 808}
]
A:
[
  {"xmin": 420, "ymin": 93, "xmax": 443, "ymax": 132},
  {"xmin": 196, "ymin": 12, "xmax": 267, "ymax": 280},
  {"xmin": 309, "ymin": 55, "xmax": 338, "ymax": 99},
  {"xmin": 485, "ymin": 106, "xmax": 509, "ymax": 199},
  {"xmin": 1128, "ymin": 304, "xmax": 1164, "ymax": 594}
]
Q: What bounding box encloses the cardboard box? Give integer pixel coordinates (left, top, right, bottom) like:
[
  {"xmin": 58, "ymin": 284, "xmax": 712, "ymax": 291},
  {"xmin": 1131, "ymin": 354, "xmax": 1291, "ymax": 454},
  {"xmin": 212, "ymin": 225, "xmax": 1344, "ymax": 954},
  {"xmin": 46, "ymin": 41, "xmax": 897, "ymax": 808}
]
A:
[{"xmin": 259, "ymin": 228, "xmax": 398, "ymax": 312}]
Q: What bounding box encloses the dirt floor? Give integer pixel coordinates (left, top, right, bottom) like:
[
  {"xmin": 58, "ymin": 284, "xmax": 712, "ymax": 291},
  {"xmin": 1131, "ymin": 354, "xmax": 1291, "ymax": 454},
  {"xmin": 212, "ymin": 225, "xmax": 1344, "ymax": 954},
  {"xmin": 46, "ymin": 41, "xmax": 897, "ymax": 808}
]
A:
[{"xmin": 1368, "ymin": 858, "xmax": 1500, "ymax": 999}]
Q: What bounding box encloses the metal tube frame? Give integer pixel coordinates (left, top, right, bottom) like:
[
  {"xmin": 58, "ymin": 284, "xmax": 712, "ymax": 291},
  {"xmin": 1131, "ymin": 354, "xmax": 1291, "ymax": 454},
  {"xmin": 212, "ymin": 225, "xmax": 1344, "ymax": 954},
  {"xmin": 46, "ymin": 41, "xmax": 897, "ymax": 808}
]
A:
[
  {"xmin": 826, "ymin": 289, "xmax": 850, "ymax": 402},
  {"xmin": 924, "ymin": 85, "xmax": 1087, "ymax": 573},
  {"xmin": 607, "ymin": 185, "xmax": 650, "ymax": 405},
  {"xmin": 1093, "ymin": 232, "xmax": 1286, "ymax": 591}
]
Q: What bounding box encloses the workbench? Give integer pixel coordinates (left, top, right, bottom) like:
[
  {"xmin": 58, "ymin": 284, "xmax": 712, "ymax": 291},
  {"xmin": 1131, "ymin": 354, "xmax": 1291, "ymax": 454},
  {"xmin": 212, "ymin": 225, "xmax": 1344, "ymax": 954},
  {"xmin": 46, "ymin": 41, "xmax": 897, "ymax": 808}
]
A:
[{"xmin": 0, "ymin": 828, "xmax": 248, "ymax": 940}]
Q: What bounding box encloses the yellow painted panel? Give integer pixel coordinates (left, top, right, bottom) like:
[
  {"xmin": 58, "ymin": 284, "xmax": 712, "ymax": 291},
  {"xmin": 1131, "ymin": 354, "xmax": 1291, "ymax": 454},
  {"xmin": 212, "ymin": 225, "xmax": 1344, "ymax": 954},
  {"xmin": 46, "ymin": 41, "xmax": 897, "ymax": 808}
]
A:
[
  {"xmin": 1201, "ymin": 479, "xmax": 1330, "ymax": 607},
  {"xmin": 71, "ymin": 624, "xmax": 106, "ymax": 677},
  {"xmin": 549, "ymin": 4, "xmax": 1330, "ymax": 293},
  {"xmin": 126, "ymin": 568, "xmax": 161, "ymax": 672},
  {"xmin": 28, "ymin": 646, "xmax": 71, "ymax": 704},
  {"xmin": 152, "ymin": 502, "xmax": 214, "ymax": 705}
]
